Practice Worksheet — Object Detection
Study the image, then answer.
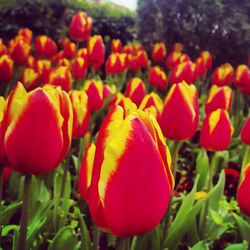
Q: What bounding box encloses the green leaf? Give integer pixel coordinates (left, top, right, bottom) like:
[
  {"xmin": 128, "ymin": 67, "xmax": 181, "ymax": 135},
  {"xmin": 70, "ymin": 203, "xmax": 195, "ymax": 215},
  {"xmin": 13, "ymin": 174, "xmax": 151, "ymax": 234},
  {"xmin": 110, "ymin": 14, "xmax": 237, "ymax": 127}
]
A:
[
  {"xmin": 191, "ymin": 241, "xmax": 209, "ymax": 250},
  {"xmin": 196, "ymin": 150, "xmax": 209, "ymax": 190},
  {"xmin": 1, "ymin": 201, "xmax": 22, "ymax": 225},
  {"xmin": 224, "ymin": 241, "xmax": 248, "ymax": 250},
  {"xmin": 48, "ymin": 227, "xmax": 78, "ymax": 250},
  {"xmin": 233, "ymin": 213, "xmax": 250, "ymax": 242},
  {"xmin": 78, "ymin": 211, "xmax": 91, "ymax": 250}
]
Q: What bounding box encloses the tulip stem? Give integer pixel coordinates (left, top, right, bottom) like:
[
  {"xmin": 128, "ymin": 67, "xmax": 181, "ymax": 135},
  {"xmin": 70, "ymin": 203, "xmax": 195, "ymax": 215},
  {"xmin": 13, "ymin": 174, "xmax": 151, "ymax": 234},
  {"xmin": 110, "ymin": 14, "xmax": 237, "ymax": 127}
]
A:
[
  {"xmin": 162, "ymin": 141, "xmax": 182, "ymax": 243},
  {"xmin": 116, "ymin": 237, "xmax": 129, "ymax": 250},
  {"xmin": 93, "ymin": 226, "xmax": 100, "ymax": 250},
  {"xmin": 18, "ymin": 174, "xmax": 32, "ymax": 250}
]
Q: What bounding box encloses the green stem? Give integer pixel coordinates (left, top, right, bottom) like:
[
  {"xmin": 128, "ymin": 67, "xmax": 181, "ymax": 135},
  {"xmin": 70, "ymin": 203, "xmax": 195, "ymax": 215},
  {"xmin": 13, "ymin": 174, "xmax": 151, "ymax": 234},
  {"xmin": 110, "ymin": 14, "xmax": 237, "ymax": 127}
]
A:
[
  {"xmin": 116, "ymin": 237, "xmax": 129, "ymax": 250},
  {"xmin": 162, "ymin": 141, "xmax": 182, "ymax": 242},
  {"xmin": 18, "ymin": 174, "xmax": 32, "ymax": 250},
  {"xmin": 92, "ymin": 226, "xmax": 100, "ymax": 250}
]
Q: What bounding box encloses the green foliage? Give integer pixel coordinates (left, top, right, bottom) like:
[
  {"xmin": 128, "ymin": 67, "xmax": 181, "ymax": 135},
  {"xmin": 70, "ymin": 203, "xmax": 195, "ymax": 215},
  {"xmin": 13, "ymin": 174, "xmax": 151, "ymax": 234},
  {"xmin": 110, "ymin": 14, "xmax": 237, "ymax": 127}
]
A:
[{"xmin": 137, "ymin": 0, "xmax": 250, "ymax": 66}]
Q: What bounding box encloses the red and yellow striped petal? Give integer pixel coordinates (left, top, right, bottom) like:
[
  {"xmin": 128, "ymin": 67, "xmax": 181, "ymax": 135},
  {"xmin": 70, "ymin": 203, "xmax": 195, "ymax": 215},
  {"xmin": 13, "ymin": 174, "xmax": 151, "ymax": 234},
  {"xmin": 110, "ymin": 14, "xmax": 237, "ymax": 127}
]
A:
[{"xmin": 241, "ymin": 116, "xmax": 250, "ymax": 145}]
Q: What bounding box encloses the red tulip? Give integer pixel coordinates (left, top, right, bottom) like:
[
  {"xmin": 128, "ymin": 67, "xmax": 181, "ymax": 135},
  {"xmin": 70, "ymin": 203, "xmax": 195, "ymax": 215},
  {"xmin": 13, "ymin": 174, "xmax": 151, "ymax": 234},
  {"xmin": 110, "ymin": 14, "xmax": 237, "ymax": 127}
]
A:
[
  {"xmin": 241, "ymin": 117, "xmax": 250, "ymax": 145},
  {"xmin": 234, "ymin": 64, "xmax": 250, "ymax": 95},
  {"xmin": 111, "ymin": 39, "xmax": 123, "ymax": 54},
  {"xmin": 34, "ymin": 59, "xmax": 52, "ymax": 84},
  {"xmin": 165, "ymin": 51, "xmax": 182, "ymax": 68},
  {"xmin": 0, "ymin": 55, "xmax": 13, "ymax": 84},
  {"xmin": 148, "ymin": 66, "xmax": 167, "ymax": 90},
  {"xmin": 152, "ymin": 43, "xmax": 166, "ymax": 62},
  {"xmin": 18, "ymin": 28, "xmax": 33, "ymax": 44},
  {"xmin": 20, "ymin": 68, "xmax": 40, "ymax": 90},
  {"xmin": 105, "ymin": 53, "xmax": 126, "ymax": 75},
  {"xmin": 35, "ymin": 35, "xmax": 57, "ymax": 58},
  {"xmin": 0, "ymin": 39, "xmax": 7, "ymax": 56},
  {"xmin": 0, "ymin": 96, "xmax": 6, "ymax": 164},
  {"xmin": 70, "ymin": 57, "xmax": 87, "ymax": 80},
  {"xmin": 63, "ymin": 42, "xmax": 77, "ymax": 59},
  {"xmin": 211, "ymin": 63, "xmax": 234, "ymax": 86},
  {"xmin": 3, "ymin": 83, "xmax": 73, "ymax": 174},
  {"xmin": 160, "ymin": 81, "xmax": 199, "ymax": 141},
  {"xmin": 200, "ymin": 109, "xmax": 233, "ymax": 151},
  {"xmin": 200, "ymin": 51, "xmax": 212, "ymax": 70}
]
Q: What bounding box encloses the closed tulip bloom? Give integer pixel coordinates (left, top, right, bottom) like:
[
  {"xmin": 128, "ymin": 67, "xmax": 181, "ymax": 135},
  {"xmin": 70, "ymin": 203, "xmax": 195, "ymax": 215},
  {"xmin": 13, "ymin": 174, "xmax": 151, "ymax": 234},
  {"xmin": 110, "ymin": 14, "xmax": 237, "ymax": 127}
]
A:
[
  {"xmin": 170, "ymin": 61, "xmax": 197, "ymax": 85},
  {"xmin": 69, "ymin": 12, "xmax": 92, "ymax": 42},
  {"xmin": 205, "ymin": 85, "xmax": 232, "ymax": 114},
  {"xmin": 35, "ymin": 35, "xmax": 57, "ymax": 58},
  {"xmin": 77, "ymin": 48, "xmax": 88, "ymax": 62},
  {"xmin": 85, "ymin": 105, "xmax": 173, "ymax": 236},
  {"xmin": 148, "ymin": 66, "xmax": 167, "ymax": 90},
  {"xmin": 63, "ymin": 42, "xmax": 77, "ymax": 59},
  {"xmin": 0, "ymin": 97, "xmax": 6, "ymax": 163},
  {"xmin": 78, "ymin": 143, "xmax": 96, "ymax": 200},
  {"xmin": 84, "ymin": 80, "xmax": 104, "ymax": 112},
  {"xmin": 139, "ymin": 92, "xmax": 163, "ymax": 122},
  {"xmin": 9, "ymin": 37, "xmax": 31, "ymax": 65},
  {"xmin": 200, "ymin": 109, "xmax": 233, "ymax": 151},
  {"xmin": 241, "ymin": 117, "xmax": 250, "ymax": 145},
  {"xmin": 105, "ymin": 54, "xmax": 126, "ymax": 75},
  {"xmin": 125, "ymin": 78, "xmax": 146, "ymax": 107},
  {"xmin": 70, "ymin": 57, "xmax": 87, "ymax": 80},
  {"xmin": 69, "ymin": 90, "xmax": 90, "ymax": 138},
  {"xmin": 20, "ymin": 68, "xmax": 40, "ymax": 90},
  {"xmin": 3, "ymin": 83, "xmax": 73, "ymax": 174},
  {"xmin": 58, "ymin": 58, "xmax": 70, "ymax": 67},
  {"xmin": 160, "ymin": 81, "xmax": 199, "ymax": 141},
  {"xmin": 237, "ymin": 163, "xmax": 250, "ymax": 216},
  {"xmin": 200, "ymin": 51, "xmax": 212, "ymax": 70},
  {"xmin": 87, "ymin": 35, "xmax": 105, "ymax": 68},
  {"xmin": 165, "ymin": 51, "xmax": 182, "ymax": 68},
  {"xmin": 128, "ymin": 50, "xmax": 148, "ymax": 72},
  {"xmin": 34, "ymin": 59, "xmax": 52, "ymax": 83},
  {"xmin": 211, "ymin": 63, "xmax": 234, "ymax": 86},
  {"xmin": 234, "ymin": 65, "xmax": 250, "ymax": 94},
  {"xmin": 111, "ymin": 39, "xmax": 123, "ymax": 54},
  {"xmin": 0, "ymin": 39, "xmax": 7, "ymax": 56},
  {"xmin": 18, "ymin": 28, "xmax": 33, "ymax": 44},
  {"xmin": 152, "ymin": 43, "xmax": 166, "ymax": 62},
  {"xmin": 49, "ymin": 66, "xmax": 73, "ymax": 92},
  {"xmin": 178, "ymin": 54, "xmax": 191, "ymax": 64},
  {"xmin": 0, "ymin": 55, "xmax": 13, "ymax": 84},
  {"xmin": 195, "ymin": 57, "xmax": 206, "ymax": 77}
]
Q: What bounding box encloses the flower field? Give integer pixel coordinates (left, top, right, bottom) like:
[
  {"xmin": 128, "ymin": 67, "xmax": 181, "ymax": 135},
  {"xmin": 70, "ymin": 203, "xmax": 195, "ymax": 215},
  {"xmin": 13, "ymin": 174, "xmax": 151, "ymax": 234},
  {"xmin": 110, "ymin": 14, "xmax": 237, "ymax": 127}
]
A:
[{"xmin": 0, "ymin": 9, "xmax": 250, "ymax": 250}]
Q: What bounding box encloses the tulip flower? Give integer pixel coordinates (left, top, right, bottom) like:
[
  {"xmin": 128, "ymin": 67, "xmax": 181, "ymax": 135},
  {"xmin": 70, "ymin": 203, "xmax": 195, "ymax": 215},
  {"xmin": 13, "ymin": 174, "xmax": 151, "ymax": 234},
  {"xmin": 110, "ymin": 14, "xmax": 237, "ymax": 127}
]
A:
[
  {"xmin": 26, "ymin": 55, "xmax": 36, "ymax": 68},
  {"xmin": 80, "ymin": 105, "xmax": 173, "ymax": 236},
  {"xmin": 111, "ymin": 39, "xmax": 123, "ymax": 54},
  {"xmin": 237, "ymin": 163, "xmax": 250, "ymax": 216},
  {"xmin": 160, "ymin": 81, "xmax": 199, "ymax": 141},
  {"xmin": 83, "ymin": 80, "xmax": 104, "ymax": 111},
  {"xmin": 18, "ymin": 28, "xmax": 33, "ymax": 44},
  {"xmin": 9, "ymin": 37, "xmax": 31, "ymax": 65},
  {"xmin": 87, "ymin": 35, "xmax": 105, "ymax": 68},
  {"xmin": 0, "ymin": 96, "xmax": 6, "ymax": 163},
  {"xmin": 34, "ymin": 59, "xmax": 52, "ymax": 84},
  {"xmin": 205, "ymin": 85, "xmax": 232, "ymax": 114},
  {"xmin": 0, "ymin": 55, "xmax": 13, "ymax": 84},
  {"xmin": 77, "ymin": 48, "xmax": 88, "ymax": 62},
  {"xmin": 139, "ymin": 92, "xmax": 163, "ymax": 122},
  {"xmin": 200, "ymin": 109, "xmax": 234, "ymax": 151},
  {"xmin": 128, "ymin": 50, "xmax": 148, "ymax": 72},
  {"xmin": 78, "ymin": 143, "xmax": 96, "ymax": 200},
  {"xmin": 195, "ymin": 57, "xmax": 206, "ymax": 78},
  {"xmin": 63, "ymin": 42, "xmax": 77, "ymax": 59},
  {"xmin": 35, "ymin": 35, "xmax": 57, "ymax": 58},
  {"xmin": 152, "ymin": 43, "xmax": 166, "ymax": 62},
  {"xmin": 178, "ymin": 54, "xmax": 191, "ymax": 64},
  {"xmin": 125, "ymin": 78, "xmax": 146, "ymax": 107},
  {"xmin": 0, "ymin": 39, "xmax": 7, "ymax": 56},
  {"xmin": 20, "ymin": 68, "xmax": 40, "ymax": 90},
  {"xmin": 148, "ymin": 66, "xmax": 167, "ymax": 90},
  {"xmin": 3, "ymin": 82, "xmax": 73, "ymax": 174},
  {"xmin": 200, "ymin": 51, "xmax": 212, "ymax": 70},
  {"xmin": 58, "ymin": 58, "xmax": 70, "ymax": 67},
  {"xmin": 49, "ymin": 66, "xmax": 73, "ymax": 92},
  {"xmin": 234, "ymin": 64, "xmax": 250, "ymax": 95},
  {"xmin": 103, "ymin": 84, "xmax": 116, "ymax": 100},
  {"xmin": 69, "ymin": 12, "xmax": 92, "ymax": 42},
  {"xmin": 70, "ymin": 57, "xmax": 87, "ymax": 80},
  {"xmin": 170, "ymin": 61, "xmax": 197, "ymax": 85},
  {"xmin": 105, "ymin": 53, "xmax": 126, "ymax": 75},
  {"xmin": 165, "ymin": 51, "xmax": 181, "ymax": 68},
  {"xmin": 69, "ymin": 90, "xmax": 90, "ymax": 138},
  {"xmin": 211, "ymin": 63, "xmax": 234, "ymax": 86},
  {"xmin": 241, "ymin": 117, "xmax": 250, "ymax": 145}
]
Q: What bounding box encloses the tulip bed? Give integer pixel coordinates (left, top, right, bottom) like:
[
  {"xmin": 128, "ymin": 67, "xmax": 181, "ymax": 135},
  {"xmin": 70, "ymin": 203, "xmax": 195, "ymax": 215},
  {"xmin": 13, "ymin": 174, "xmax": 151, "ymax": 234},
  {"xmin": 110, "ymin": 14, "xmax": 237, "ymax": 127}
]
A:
[{"xmin": 0, "ymin": 11, "xmax": 250, "ymax": 250}]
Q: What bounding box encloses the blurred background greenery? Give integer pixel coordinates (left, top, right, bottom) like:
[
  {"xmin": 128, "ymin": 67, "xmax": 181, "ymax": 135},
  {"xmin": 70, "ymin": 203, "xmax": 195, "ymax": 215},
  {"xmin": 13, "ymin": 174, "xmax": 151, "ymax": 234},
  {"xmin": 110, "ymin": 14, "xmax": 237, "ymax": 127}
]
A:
[{"xmin": 0, "ymin": 0, "xmax": 249, "ymax": 66}]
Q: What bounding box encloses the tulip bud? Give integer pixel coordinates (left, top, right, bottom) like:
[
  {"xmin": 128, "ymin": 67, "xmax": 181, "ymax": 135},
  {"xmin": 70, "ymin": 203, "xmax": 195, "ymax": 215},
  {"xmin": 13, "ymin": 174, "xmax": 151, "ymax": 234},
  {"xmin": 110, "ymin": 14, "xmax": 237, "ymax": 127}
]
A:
[
  {"xmin": 234, "ymin": 65, "xmax": 250, "ymax": 94},
  {"xmin": 0, "ymin": 55, "xmax": 13, "ymax": 84},
  {"xmin": 128, "ymin": 50, "xmax": 148, "ymax": 72},
  {"xmin": 160, "ymin": 81, "xmax": 199, "ymax": 141},
  {"xmin": 205, "ymin": 85, "xmax": 232, "ymax": 114},
  {"xmin": 111, "ymin": 39, "xmax": 123, "ymax": 54},
  {"xmin": 195, "ymin": 57, "xmax": 206, "ymax": 77},
  {"xmin": 240, "ymin": 117, "xmax": 250, "ymax": 145},
  {"xmin": 87, "ymin": 35, "xmax": 105, "ymax": 68},
  {"xmin": 83, "ymin": 105, "xmax": 173, "ymax": 236},
  {"xmin": 124, "ymin": 78, "xmax": 146, "ymax": 107},
  {"xmin": 18, "ymin": 28, "xmax": 33, "ymax": 44},
  {"xmin": 49, "ymin": 66, "xmax": 73, "ymax": 92},
  {"xmin": 170, "ymin": 61, "xmax": 197, "ymax": 85},
  {"xmin": 148, "ymin": 66, "xmax": 167, "ymax": 90},
  {"xmin": 63, "ymin": 42, "xmax": 77, "ymax": 59},
  {"xmin": 211, "ymin": 63, "xmax": 234, "ymax": 86},
  {"xmin": 200, "ymin": 109, "xmax": 233, "ymax": 151},
  {"xmin": 34, "ymin": 59, "xmax": 52, "ymax": 84},
  {"xmin": 152, "ymin": 43, "xmax": 166, "ymax": 62},
  {"xmin": 139, "ymin": 92, "xmax": 163, "ymax": 122},
  {"xmin": 69, "ymin": 90, "xmax": 90, "ymax": 138},
  {"xmin": 237, "ymin": 163, "xmax": 250, "ymax": 216},
  {"xmin": 70, "ymin": 57, "xmax": 87, "ymax": 80},
  {"xmin": 83, "ymin": 80, "xmax": 104, "ymax": 111},
  {"xmin": 105, "ymin": 54, "xmax": 126, "ymax": 75},
  {"xmin": 178, "ymin": 54, "xmax": 191, "ymax": 64},
  {"xmin": 200, "ymin": 51, "xmax": 212, "ymax": 70},
  {"xmin": 0, "ymin": 96, "xmax": 6, "ymax": 163},
  {"xmin": 20, "ymin": 68, "xmax": 40, "ymax": 90},
  {"xmin": 165, "ymin": 51, "xmax": 182, "ymax": 68},
  {"xmin": 4, "ymin": 83, "xmax": 73, "ymax": 174},
  {"xmin": 77, "ymin": 48, "xmax": 88, "ymax": 62},
  {"xmin": 35, "ymin": 35, "xmax": 57, "ymax": 58},
  {"xmin": 69, "ymin": 12, "xmax": 92, "ymax": 42}
]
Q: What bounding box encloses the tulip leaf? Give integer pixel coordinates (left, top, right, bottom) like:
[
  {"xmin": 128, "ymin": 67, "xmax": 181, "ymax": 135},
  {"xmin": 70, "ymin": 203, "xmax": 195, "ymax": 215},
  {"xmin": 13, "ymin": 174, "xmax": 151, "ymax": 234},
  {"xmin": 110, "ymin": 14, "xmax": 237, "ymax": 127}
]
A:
[
  {"xmin": 233, "ymin": 213, "xmax": 250, "ymax": 242},
  {"xmin": 48, "ymin": 226, "xmax": 78, "ymax": 250},
  {"xmin": 163, "ymin": 171, "xmax": 225, "ymax": 249},
  {"xmin": 1, "ymin": 201, "xmax": 22, "ymax": 225},
  {"xmin": 224, "ymin": 241, "xmax": 249, "ymax": 250},
  {"xmin": 196, "ymin": 149, "xmax": 209, "ymax": 190},
  {"xmin": 190, "ymin": 241, "xmax": 209, "ymax": 250},
  {"xmin": 78, "ymin": 211, "xmax": 91, "ymax": 250}
]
